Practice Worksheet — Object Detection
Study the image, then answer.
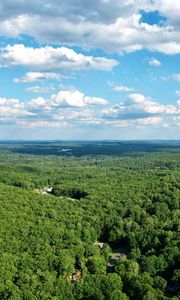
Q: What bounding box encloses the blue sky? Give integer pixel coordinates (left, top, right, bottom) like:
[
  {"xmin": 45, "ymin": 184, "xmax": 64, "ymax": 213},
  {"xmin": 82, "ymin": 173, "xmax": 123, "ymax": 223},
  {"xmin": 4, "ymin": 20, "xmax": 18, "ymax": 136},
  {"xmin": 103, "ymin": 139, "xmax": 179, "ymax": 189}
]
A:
[{"xmin": 0, "ymin": 0, "xmax": 179, "ymax": 140}]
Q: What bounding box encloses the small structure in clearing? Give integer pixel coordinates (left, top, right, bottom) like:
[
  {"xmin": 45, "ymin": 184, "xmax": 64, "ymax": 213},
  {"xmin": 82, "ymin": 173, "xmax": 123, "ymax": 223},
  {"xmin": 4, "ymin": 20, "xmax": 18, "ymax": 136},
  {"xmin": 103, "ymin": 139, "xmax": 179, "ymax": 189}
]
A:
[
  {"xmin": 93, "ymin": 242, "xmax": 104, "ymax": 249},
  {"xmin": 40, "ymin": 187, "xmax": 53, "ymax": 195}
]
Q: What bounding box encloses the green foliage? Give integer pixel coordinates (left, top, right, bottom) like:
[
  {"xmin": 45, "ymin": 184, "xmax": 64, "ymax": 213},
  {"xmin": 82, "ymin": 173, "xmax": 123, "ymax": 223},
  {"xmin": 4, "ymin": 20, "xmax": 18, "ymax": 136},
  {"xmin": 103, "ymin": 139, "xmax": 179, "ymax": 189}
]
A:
[{"xmin": 0, "ymin": 142, "xmax": 179, "ymax": 299}]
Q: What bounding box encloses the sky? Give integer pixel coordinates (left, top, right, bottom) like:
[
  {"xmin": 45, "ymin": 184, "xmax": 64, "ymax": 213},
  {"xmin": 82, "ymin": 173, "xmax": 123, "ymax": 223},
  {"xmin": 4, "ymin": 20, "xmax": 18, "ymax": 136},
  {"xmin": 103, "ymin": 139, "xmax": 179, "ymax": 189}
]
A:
[{"xmin": 0, "ymin": 0, "xmax": 180, "ymax": 140}]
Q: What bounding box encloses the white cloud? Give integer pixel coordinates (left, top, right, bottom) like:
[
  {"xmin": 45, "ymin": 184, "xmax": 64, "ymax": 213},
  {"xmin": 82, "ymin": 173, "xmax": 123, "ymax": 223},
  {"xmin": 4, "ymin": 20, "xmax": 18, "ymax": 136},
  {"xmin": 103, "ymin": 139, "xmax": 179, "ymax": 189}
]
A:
[
  {"xmin": 136, "ymin": 117, "xmax": 162, "ymax": 125},
  {"xmin": 18, "ymin": 120, "xmax": 68, "ymax": 128},
  {"xmin": 156, "ymin": 0, "xmax": 180, "ymax": 26},
  {"xmin": 149, "ymin": 42, "xmax": 180, "ymax": 55},
  {"xmin": 26, "ymin": 85, "xmax": 54, "ymax": 93},
  {"xmin": 102, "ymin": 93, "xmax": 179, "ymax": 120},
  {"xmin": 14, "ymin": 72, "xmax": 61, "ymax": 83},
  {"xmin": 83, "ymin": 96, "xmax": 108, "ymax": 106},
  {"xmin": 0, "ymin": 97, "xmax": 33, "ymax": 118},
  {"xmin": 28, "ymin": 97, "xmax": 49, "ymax": 110},
  {"xmin": 87, "ymin": 116, "xmax": 163, "ymax": 128},
  {"xmin": 0, "ymin": 1, "xmax": 156, "ymax": 31},
  {"xmin": 0, "ymin": 44, "xmax": 118, "ymax": 71},
  {"xmin": 112, "ymin": 85, "xmax": 134, "ymax": 92},
  {"xmin": 27, "ymin": 90, "xmax": 108, "ymax": 119},
  {"xmin": 0, "ymin": 90, "xmax": 179, "ymax": 129},
  {"xmin": 0, "ymin": 1, "xmax": 179, "ymax": 55},
  {"xmin": 50, "ymin": 90, "xmax": 108, "ymax": 108},
  {"xmin": 176, "ymin": 90, "xmax": 180, "ymax": 96},
  {"xmin": 177, "ymin": 100, "xmax": 180, "ymax": 106},
  {"xmin": 149, "ymin": 58, "xmax": 161, "ymax": 67},
  {"xmin": 50, "ymin": 90, "xmax": 86, "ymax": 108},
  {"xmin": 128, "ymin": 94, "xmax": 177, "ymax": 114}
]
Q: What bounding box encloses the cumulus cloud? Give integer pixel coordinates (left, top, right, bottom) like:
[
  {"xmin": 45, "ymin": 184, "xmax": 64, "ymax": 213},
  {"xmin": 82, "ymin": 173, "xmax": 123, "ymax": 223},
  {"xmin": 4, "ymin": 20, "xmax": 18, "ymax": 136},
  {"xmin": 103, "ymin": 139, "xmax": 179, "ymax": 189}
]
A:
[
  {"xmin": 112, "ymin": 85, "xmax": 135, "ymax": 92},
  {"xmin": 0, "ymin": 90, "xmax": 179, "ymax": 129},
  {"xmin": 0, "ymin": 89, "xmax": 108, "ymax": 127},
  {"xmin": 148, "ymin": 42, "xmax": 180, "ymax": 55},
  {"xmin": 0, "ymin": 97, "xmax": 33, "ymax": 119},
  {"xmin": 102, "ymin": 93, "xmax": 179, "ymax": 120},
  {"xmin": 0, "ymin": 1, "xmax": 180, "ymax": 54},
  {"xmin": 52, "ymin": 90, "xmax": 108, "ymax": 108},
  {"xmin": 14, "ymin": 72, "xmax": 61, "ymax": 83},
  {"xmin": 148, "ymin": 58, "xmax": 161, "ymax": 67},
  {"xmin": 8, "ymin": 90, "xmax": 180, "ymax": 127},
  {"xmin": 0, "ymin": 44, "xmax": 118, "ymax": 71},
  {"xmin": 46, "ymin": 90, "xmax": 108, "ymax": 108},
  {"xmin": 0, "ymin": 1, "xmax": 155, "ymax": 29},
  {"xmin": 26, "ymin": 90, "xmax": 108, "ymax": 124},
  {"xmin": 27, "ymin": 97, "xmax": 49, "ymax": 111},
  {"xmin": 156, "ymin": 0, "xmax": 180, "ymax": 26}
]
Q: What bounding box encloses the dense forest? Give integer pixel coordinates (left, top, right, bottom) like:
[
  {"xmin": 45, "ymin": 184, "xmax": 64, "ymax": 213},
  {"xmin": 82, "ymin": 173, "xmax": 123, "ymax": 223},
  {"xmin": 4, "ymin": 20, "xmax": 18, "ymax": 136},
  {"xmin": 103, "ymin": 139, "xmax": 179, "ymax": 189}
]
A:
[{"xmin": 0, "ymin": 141, "xmax": 179, "ymax": 300}]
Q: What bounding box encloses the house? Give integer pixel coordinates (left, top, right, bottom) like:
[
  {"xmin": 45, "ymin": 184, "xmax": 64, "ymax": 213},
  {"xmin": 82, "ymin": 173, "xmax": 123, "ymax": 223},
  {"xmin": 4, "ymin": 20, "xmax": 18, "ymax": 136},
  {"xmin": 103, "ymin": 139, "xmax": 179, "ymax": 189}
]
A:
[{"xmin": 40, "ymin": 187, "xmax": 53, "ymax": 195}]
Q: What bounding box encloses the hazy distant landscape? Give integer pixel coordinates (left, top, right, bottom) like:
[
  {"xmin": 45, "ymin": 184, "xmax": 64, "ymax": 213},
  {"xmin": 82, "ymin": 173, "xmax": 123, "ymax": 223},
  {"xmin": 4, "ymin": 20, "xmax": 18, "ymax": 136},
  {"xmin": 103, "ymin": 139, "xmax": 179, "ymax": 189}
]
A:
[{"xmin": 1, "ymin": 140, "xmax": 180, "ymax": 156}]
